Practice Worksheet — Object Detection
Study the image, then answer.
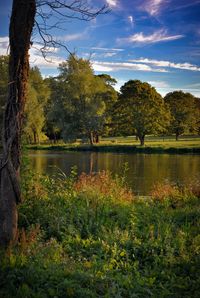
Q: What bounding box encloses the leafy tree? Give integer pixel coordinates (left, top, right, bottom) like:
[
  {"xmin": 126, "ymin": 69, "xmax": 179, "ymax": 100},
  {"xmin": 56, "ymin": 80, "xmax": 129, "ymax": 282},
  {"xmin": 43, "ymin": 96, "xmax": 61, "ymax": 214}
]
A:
[
  {"xmin": 49, "ymin": 55, "xmax": 112, "ymax": 145},
  {"xmin": 164, "ymin": 91, "xmax": 199, "ymax": 140},
  {"xmin": 96, "ymin": 74, "xmax": 118, "ymax": 137},
  {"xmin": 118, "ymin": 80, "xmax": 170, "ymax": 145},
  {"xmin": 23, "ymin": 67, "xmax": 50, "ymax": 144},
  {"xmin": 0, "ymin": 0, "xmax": 107, "ymax": 247},
  {"xmin": 195, "ymin": 97, "xmax": 200, "ymax": 135},
  {"xmin": 44, "ymin": 77, "xmax": 62, "ymax": 143}
]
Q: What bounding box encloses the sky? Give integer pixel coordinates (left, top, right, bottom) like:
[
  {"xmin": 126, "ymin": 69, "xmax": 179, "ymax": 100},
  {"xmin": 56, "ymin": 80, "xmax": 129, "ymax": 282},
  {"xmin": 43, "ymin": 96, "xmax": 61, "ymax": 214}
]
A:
[{"xmin": 0, "ymin": 0, "xmax": 200, "ymax": 96}]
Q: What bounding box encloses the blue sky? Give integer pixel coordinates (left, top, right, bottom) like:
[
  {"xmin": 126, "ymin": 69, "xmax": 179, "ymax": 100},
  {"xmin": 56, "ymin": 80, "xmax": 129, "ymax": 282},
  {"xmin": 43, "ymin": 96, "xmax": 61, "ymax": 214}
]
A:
[{"xmin": 0, "ymin": 0, "xmax": 200, "ymax": 96}]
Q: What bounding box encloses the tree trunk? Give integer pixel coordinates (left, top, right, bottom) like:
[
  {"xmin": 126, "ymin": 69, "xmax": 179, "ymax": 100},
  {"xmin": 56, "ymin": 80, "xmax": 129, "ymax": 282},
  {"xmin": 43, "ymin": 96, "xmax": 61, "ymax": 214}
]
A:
[
  {"xmin": 175, "ymin": 132, "xmax": 179, "ymax": 141},
  {"xmin": 89, "ymin": 132, "xmax": 94, "ymax": 146},
  {"xmin": 0, "ymin": 0, "xmax": 36, "ymax": 246},
  {"xmin": 138, "ymin": 135, "xmax": 145, "ymax": 146},
  {"xmin": 33, "ymin": 129, "xmax": 37, "ymax": 144},
  {"xmin": 95, "ymin": 133, "xmax": 99, "ymax": 143}
]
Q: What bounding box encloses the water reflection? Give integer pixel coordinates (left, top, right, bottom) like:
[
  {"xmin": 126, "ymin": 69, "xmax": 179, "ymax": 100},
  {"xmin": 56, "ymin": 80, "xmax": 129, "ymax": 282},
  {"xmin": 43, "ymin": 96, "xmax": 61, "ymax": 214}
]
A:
[{"xmin": 29, "ymin": 151, "xmax": 200, "ymax": 195}]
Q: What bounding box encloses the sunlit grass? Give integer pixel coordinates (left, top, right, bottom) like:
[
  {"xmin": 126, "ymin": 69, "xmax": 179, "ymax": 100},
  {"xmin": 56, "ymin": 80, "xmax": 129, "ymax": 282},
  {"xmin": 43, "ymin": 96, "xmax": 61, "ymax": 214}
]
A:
[
  {"xmin": 0, "ymin": 169, "xmax": 200, "ymax": 297},
  {"xmin": 26, "ymin": 135, "xmax": 200, "ymax": 150}
]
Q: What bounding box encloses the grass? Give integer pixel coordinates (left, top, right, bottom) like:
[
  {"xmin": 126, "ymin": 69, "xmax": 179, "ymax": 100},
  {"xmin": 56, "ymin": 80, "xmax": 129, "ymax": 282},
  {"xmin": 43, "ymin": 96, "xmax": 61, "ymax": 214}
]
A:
[
  {"xmin": 26, "ymin": 135, "xmax": 200, "ymax": 154},
  {"xmin": 0, "ymin": 167, "xmax": 200, "ymax": 297}
]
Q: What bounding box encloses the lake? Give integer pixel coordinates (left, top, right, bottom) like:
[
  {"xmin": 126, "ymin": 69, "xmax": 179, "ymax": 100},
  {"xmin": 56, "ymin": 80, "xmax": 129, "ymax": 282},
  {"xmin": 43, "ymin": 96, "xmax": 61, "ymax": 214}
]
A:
[{"xmin": 29, "ymin": 150, "xmax": 200, "ymax": 195}]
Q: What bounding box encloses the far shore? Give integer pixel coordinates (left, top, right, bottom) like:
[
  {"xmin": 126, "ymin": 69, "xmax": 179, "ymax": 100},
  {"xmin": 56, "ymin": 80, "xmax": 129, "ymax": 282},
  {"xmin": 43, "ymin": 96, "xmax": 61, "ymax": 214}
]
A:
[{"xmin": 26, "ymin": 136, "xmax": 200, "ymax": 154}]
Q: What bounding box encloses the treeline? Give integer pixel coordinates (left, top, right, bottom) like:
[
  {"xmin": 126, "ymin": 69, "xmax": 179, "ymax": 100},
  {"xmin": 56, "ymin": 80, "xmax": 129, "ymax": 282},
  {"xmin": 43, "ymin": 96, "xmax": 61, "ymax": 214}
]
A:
[{"xmin": 0, "ymin": 55, "xmax": 199, "ymax": 146}]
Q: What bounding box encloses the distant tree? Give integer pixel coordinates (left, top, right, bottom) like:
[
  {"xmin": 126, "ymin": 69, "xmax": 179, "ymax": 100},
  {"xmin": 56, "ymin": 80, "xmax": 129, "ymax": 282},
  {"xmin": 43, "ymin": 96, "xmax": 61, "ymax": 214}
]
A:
[
  {"xmin": 164, "ymin": 91, "xmax": 199, "ymax": 140},
  {"xmin": 96, "ymin": 74, "xmax": 118, "ymax": 137},
  {"xmin": 24, "ymin": 67, "xmax": 50, "ymax": 144},
  {"xmin": 44, "ymin": 77, "xmax": 62, "ymax": 143},
  {"xmin": 195, "ymin": 97, "xmax": 200, "ymax": 135},
  {"xmin": 49, "ymin": 55, "xmax": 112, "ymax": 145},
  {"xmin": 118, "ymin": 80, "xmax": 170, "ymax": 145}
]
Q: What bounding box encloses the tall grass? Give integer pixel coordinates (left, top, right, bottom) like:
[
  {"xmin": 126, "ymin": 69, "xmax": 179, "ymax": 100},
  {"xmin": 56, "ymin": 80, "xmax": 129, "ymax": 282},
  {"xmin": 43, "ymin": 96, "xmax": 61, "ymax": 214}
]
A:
[{"xmin": 0, "ymin": 168, "xmax": 200, "ymax": 297}]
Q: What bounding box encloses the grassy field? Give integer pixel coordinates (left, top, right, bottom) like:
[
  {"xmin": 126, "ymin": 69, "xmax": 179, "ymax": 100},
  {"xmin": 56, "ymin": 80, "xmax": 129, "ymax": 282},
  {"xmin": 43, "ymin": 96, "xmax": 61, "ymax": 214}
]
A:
[
  {"xmin": 0, "ymin": 169, "xmax": 200, "ymax": 297},
  {"xmin": 27, "ymin": 135, "xmax": 200, "ymax": 154},
  {"xmin": 100, "ymin": 135, "xmax": 200, "ymax": 147}
]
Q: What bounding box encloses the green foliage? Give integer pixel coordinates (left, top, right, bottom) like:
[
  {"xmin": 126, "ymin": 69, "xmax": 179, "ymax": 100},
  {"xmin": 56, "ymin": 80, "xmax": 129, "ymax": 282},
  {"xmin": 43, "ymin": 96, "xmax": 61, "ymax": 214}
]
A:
[
  {"xmin": 0, "ymin": 167, "xmax": 200, "ymax": 297},
  {"xmin": 0, "ymin": 55, "xmax": 9, "ymax": 142},
  {"xmin": 23, "ymin": 67, "xmax": 50, "ymax": 144},
  {"xmin": 116, "ymin": 80, "xmax": 171, "ymax": 145},
  {"xmin": 47, "ymin": 55, "xmax": 118, "ymax": 144},
  {"xmin": 164, "ymin": 91, "xmax": 199, "ymax": 140}
]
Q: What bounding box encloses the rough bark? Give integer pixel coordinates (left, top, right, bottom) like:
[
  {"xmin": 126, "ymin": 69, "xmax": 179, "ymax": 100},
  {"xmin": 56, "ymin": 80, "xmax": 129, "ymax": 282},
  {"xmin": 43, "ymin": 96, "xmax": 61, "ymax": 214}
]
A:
[{"xmin": 0, "ymin": 0, "xmax": 36, "ymax": 246}]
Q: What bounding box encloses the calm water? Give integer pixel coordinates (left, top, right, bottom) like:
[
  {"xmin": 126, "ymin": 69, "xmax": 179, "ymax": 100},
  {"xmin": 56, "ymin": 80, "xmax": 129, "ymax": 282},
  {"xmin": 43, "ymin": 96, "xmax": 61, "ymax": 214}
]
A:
[{"xmin": 29, "ymin": 151, "xmax": 200, "ymax": 195}]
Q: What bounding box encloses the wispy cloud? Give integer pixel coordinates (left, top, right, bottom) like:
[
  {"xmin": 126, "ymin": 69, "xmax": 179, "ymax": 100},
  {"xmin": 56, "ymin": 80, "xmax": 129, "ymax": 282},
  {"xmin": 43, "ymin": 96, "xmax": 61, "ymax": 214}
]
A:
[
  {"xmin": 131, "ymin": 58, "xmax": 200, "ymax": 71},
  {"xmin": 142, "ymin": 0, "xmax": 166, "ymax": 16},
  {"xmin": 117, "ymin": 29, "xmax": 184, "ymax": 45},
  {"xmin": 148, "ymin": 80, "xmax": 170, "ymax": 89},
  {"xmin": 57, "ymin": 33, "xmax": 85, "ymax": 42},
  {"xmin": 90, "ymin": 47, "xmax": 124, "ymax": 52},
  {"xmin": 103, "ymin": 52, "xmax": 118, "ymax": 57},
  {"xmin": 127, "ymin": 15, "xmax": 134, "ymax": 27},
  {"xmin": 0, "ymin": 36, "xmax": 64, "ymax": 67},
  {"xmin": 29, "ymin": 43, "xmax": 64, "ymax": 68},
  {"xmin": 92, "ymin": 60, "xmax": 168, "ymax": 72},
  {"xmin": 106, "ymin": 0, "xmax": 119, "ymax": 8},
  {"xmin": 170, "ymin": 0, "xmax": 200, "ymax": 12}
]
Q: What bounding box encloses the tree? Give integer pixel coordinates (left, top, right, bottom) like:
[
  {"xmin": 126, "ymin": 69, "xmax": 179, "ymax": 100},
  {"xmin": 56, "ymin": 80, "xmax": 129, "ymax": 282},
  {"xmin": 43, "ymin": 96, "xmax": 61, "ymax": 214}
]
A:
[
  {"xmin": 96, "ymin": 74, "xmax": 118, "ymax": 138},
  {"xmin": 44, "ymin": 77, "xmax": 62, "ymax": 143},
  {"xmin": 49, "ymin": 55, "xmax": 113, "ymax": 145},
  {"xmin": 0, "ymin": 0, "xmax": 107, "ymax": 246},
  {"xmin": 164, "ymin": 91, "xmax": 199, "ymax": 140},
  {"xmin": 118, "ymin": 80, "xmax": 170, "ymax": 146},
  {"xmin": 24, "ymin": 67, "xmax": 50, "ymax": 144},
  {"xmin": 195, "ymin": 97, "xmax": 200, "ymax": 135}
]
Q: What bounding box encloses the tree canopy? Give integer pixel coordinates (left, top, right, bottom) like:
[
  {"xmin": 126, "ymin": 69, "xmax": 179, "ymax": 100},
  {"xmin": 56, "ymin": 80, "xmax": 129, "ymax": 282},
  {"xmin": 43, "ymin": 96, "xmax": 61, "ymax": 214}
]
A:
[
  {"xmin": 47, "ymin": 55, "xmax": 117, "ymax": 144},
  {"xmin": 117, "ymin": 80, "xmax": 170, "ymax": 145},
  {"xmin": 164, "ymin": 91, "xmax": 199, "ymax": 140}
]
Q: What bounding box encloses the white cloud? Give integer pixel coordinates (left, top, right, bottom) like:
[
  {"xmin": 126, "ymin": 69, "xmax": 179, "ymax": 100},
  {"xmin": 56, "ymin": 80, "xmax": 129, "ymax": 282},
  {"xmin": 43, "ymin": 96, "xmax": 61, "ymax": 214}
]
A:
[
  {"xmin": 56, "ymin": 33, "xmax": 85, "ymax": 42},
  {"xmin": 92, "ymin": 60, "xmax": 168, "ymax": 72},
  {"xmin": 148, "ymin": 81, "xmax": 170, "ymax": 89},
  {"xmin": 29, "ymin": 44, "xmax": 64, "ymax": 68},
  {"xmin": 103, "ymin": 52, "xmax": 117, "ymax": 57},
  {"xmin": 0, "ymin": 36, "xmax": 9, "ymax": 55},
  {"xmin": 90, "ymin": 47, "xmax": 124, "ymax": 52},
  {"xmin": 117, "ymin": 30, "xmax": 184, "ymax": 45},
  {"xmin": 0, "ymin": 37, "xmax": 63, "ymax": 67},
  {"xmin": 92, "ymin": 63, "xmax": 113, "ymax": 72},
  {"xmin": 0, "ymin": 36, "xmax": 9, "ymax": 43},
  {"xmin": 128, "ymin": 15, "xmax": 134, "ymax": 27},
  {"xmin": 106, "ymin": 0, "xmax": 118, "ymax": 8},
  {"xmin": 131, "ymin": 58, "xmax": 200, "ymax": 71},
  {"xmin": 143, "ymin": 0, "xmax": 166, "ymax": 16},
  {"xmin": 114, "ymin": 79, "xmax": 126, "ymax": 91}
]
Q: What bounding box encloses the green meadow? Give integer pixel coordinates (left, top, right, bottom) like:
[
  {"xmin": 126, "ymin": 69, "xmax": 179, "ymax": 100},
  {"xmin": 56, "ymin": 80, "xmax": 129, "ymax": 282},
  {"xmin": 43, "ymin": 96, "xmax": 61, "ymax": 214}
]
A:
[{"xmin": 0, "ymin": 168, "xmax": 200, "ymax": 297}]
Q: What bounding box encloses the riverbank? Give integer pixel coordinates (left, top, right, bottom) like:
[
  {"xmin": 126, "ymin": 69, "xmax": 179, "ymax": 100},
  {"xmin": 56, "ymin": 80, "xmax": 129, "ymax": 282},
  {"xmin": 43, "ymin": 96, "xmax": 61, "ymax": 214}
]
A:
[
  {"xmin": 0, "ymin": 170, "xmax": 200, "ymax": 297},
  {"xmin": 27, "ymin": 142, "xmax": 200, "ymax": 154}
]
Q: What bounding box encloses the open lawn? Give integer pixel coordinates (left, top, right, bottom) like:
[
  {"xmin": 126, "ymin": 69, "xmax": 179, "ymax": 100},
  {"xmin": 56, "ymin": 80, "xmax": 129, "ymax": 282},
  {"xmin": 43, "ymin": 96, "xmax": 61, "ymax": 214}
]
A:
[
  {"xmin": 100, "ymin": 135, "xmax": 200, "ymax": 148},
  {"xmin": 27, "ymin": 135, "xmax": 200, "ymax": 154}
]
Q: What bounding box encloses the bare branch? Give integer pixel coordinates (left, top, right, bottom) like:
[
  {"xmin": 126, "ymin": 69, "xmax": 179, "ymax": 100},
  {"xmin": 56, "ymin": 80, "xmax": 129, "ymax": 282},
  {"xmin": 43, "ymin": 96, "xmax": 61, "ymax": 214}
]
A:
[{"xmin": 33, "ymin": 0, "xmax": 109, "ymax": 57}]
